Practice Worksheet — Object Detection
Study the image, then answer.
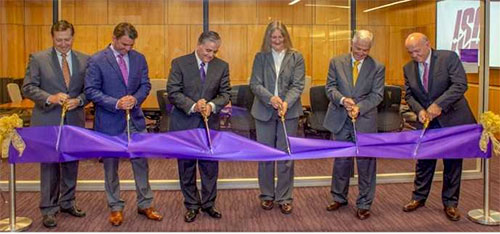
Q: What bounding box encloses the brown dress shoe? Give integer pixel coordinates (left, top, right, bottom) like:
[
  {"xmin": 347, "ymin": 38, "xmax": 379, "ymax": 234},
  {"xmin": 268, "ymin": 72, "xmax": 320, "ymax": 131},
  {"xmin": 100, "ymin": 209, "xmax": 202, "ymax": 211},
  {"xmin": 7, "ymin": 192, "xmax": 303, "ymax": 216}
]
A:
[
  {"xmin": 444, "ymin": 206, "xmax": 461, "ymax": 221},
  {"xmin": 403, "ymin": 200, "xmax": 425, "ymax": 212},
  {"xmin": 138, "ymin": 207, "xmax": 163, "ymax": 221},
  {"xmin": 356, "ymin": 209, "xmax": 371, "ymax": 220},
  {"xmin": 279, "ymin": 203, "xmax": 293, "ymax": 214},
  {"xmin": 326, "ymin": 201, "xmax": 347, "ymax": 211},
  {"xmin": 109, "ymin": 211, "xmax": 123, "ymax": 226},
  {"xmin": 260, "ymin": 200, "xmax": 274, "ymax": 210}
]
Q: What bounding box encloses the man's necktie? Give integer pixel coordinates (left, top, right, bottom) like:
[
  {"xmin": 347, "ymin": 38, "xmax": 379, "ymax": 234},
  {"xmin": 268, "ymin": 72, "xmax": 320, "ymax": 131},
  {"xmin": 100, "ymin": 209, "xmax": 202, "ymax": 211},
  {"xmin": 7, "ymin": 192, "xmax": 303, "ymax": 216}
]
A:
[
  {"xmin": 118, "ymin": 54, "xmax": 128, "ymax": 86},
  {"xmin": 61, "ymin": 53, "xmax": 70, "ymax": 88},
  {"xmin": 423, "ymin": 62, "xmax": 429, "ymax": 92},
  {"xmin": 200, "ymin": 62, "xmax": 206, "ymax": 83},
  {"xmin": 353, "ymin": 60, "xmax": 360, "ymax": 85}
]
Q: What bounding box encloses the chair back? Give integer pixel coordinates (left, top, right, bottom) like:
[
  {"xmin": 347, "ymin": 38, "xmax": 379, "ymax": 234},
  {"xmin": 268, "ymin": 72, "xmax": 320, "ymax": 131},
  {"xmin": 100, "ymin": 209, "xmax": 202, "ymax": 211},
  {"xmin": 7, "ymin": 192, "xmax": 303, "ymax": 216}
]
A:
[
  {"xmin": 300, "ymin": 76, "xmax": 312, "ymax": 108},
  {"xmin": 156, "ymin": 89, "xmax": 170, "ymax": 132},
  {"xmin": 308, "ymin": 85, "xmax": 329, "ymax": 132},
  {"xmin": 377, "ymin": 85, "xmax": 403, "ymax": 132},
  {"xmin": 7, "ymin": 83, "xmax": 22, "ymax": 102},
  {"xmin": 229, "ymin": 84, "xmax": 256, "ymax": 137},
  {"xmin": 149, "ymin": 79, "xmax": 167, "ymax": 100}
]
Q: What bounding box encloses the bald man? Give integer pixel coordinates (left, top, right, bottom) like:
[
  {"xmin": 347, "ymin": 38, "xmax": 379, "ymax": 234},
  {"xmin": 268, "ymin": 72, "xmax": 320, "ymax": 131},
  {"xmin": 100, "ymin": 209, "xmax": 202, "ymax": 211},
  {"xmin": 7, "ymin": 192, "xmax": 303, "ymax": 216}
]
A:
[
  {"xmin": 401, "ymin": 32, "xmax": 475, "ymax": 221},
  {"xmin": 323, "ymin": 30, "xmax": 385, "ymax": 220}
]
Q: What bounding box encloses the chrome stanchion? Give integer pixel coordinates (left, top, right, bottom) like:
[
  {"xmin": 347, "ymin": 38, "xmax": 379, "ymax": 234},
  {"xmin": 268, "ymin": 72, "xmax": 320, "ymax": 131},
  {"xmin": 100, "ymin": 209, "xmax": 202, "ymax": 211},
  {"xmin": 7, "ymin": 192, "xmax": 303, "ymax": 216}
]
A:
[
  {"xmin": 0, "ymin": 164, "xmax": 32, "ymax": 231},
  {"xmin": 467, "ymin": 157, "xmax": 500, "ymax": 225}
]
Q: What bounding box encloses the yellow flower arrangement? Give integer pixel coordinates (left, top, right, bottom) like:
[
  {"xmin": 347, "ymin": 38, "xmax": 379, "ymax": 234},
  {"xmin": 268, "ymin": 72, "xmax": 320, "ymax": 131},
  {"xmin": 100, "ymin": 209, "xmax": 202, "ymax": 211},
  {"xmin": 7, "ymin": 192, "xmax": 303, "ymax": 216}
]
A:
[
  {"xmin": 479, "ymin": 111, "xmax": 500, "ymax": 156},
  {"xmin": 0, "ymin": 114, "xmax": 25, "ymax": 158}
]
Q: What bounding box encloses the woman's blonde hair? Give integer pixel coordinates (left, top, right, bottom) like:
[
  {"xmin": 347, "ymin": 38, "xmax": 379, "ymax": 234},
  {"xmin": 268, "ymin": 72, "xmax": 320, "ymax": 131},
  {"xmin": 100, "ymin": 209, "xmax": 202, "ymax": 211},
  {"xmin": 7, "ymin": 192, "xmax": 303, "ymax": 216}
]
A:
[{"xmin": 260, "ymin": 20, "xmax": 293, "ymax": 52}]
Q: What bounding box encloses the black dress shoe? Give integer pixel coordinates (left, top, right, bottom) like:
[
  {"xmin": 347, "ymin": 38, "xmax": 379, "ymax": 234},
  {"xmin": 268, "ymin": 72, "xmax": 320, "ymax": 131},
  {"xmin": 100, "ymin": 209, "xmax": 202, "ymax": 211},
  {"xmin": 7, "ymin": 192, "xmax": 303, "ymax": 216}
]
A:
[
  {"xmin": 61, "ymin": 205, "xmax": 86, "ymax": 217},
  {"xmin": 444, "ymin": 206, "xmax": 461, "ymax": 221},
  {"xmin": 326, "ymin": 201, "xmax": 347, "ymax": 211},
  {"xmin": 356, "ymin": 209, "xmax": 371, "ymax": 220},
  {"xmin": 403, "ymin": 200, "xmax": 425, "ymax": 212},
  {"xmin": 184, "ymin": 209, "xmax": 199, "ymax": 223},
  {"xmin": 42, "ymin": 214, "xmax": 57, "ymax": 228},
  {"xmin": 260, "ymin": 200, "xmax": 274, "ymax": 210},
  {"xmin": 202, "ymin": 207, "xmax": 222, "ymax": 219}
]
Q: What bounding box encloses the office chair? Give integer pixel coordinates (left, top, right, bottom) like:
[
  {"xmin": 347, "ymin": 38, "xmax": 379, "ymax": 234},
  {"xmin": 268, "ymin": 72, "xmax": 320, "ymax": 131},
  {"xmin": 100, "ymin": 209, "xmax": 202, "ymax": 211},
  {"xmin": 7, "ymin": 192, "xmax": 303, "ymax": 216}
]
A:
[
  {"xmin": 229, "ymin": 84, "xmax": 256, "ymax": 139},
  {"xmin": 377, "ymin": 85, "xmax": 403, "ymax": 132},
  {"xmin": 305, "ymin": 85, "xmax": 330, "ymax": 139}
]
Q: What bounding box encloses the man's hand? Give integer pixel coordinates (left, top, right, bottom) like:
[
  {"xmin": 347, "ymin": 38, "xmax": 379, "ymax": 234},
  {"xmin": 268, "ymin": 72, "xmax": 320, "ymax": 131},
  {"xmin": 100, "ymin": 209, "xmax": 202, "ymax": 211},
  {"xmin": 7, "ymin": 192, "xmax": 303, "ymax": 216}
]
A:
[
  {"xmin": 65, "ymin": 98, "xmax": 80, "ymax": 111},
  {"xmin": 194, "ymin": 99, "xmax": 207, "ymax": 113},
  {"xmin": 427, "ymin": 103, "xmax": 442, "ymax": 120},
  {"xmin": 202, "ymin": 103, "xmax": 213, "ymax": 117},
  {"xmin": 418, "ymin": 109, "xmax": 430, "ymax": 124},
  {"xmin": 348, "ymin": 105, "xmax": 359, "ymax": 119},
  {"xmin": 342, "ymin": 98, "xmax": 356, "ymax": 111},
  {"xmin": 270, "ymin": 96, "xmax": 283, "ymax": 109},
  {"xmin": 48, "ymin": 92, "xmax": 69, "ymax": 105},
  {"xmin": 117, "ymin": 95, "xmax": 137, "ymax": 110},
  {"xmin": 278, "ymin": 101, "xmax": 288, "ymax": 117}
]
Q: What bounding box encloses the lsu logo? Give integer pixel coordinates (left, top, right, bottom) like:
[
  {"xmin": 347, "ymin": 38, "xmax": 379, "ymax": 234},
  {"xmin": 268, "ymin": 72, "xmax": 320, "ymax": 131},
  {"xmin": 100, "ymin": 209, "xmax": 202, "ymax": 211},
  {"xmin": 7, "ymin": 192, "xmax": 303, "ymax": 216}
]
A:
[{"xmin": 451, "ymin": 7, "xmax": 480, "ymax": 53}]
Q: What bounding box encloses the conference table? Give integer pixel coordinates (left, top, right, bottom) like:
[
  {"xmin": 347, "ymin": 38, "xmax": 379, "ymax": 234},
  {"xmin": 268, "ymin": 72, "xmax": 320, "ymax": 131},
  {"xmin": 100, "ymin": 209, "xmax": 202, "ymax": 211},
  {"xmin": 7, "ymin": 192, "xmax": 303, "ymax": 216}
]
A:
[{"xmin": 0, "ymin": 99, "xmax": 34, "ymax": 110}]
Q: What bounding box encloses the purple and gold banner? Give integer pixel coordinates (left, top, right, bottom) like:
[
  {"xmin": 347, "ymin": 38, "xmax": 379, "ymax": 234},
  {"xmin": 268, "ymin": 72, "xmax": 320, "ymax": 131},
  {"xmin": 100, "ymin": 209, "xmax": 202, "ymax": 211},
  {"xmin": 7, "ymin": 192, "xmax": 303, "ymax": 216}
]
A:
[{"xmin": 8, "ymin": 123, "xmax": 491, "ymax": 163}]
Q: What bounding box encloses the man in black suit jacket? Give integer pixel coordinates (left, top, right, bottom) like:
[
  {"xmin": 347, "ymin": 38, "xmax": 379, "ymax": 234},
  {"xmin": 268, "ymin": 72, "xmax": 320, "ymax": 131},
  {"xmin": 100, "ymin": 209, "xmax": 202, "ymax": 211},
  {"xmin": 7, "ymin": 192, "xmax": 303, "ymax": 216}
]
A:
[
  {"xmin": 401, "ymin": 32, "xmax": 476, "ymax": 221},
  {"xmin": 167, "ymin": 31, "xmax": 231, "ymax": 223}
]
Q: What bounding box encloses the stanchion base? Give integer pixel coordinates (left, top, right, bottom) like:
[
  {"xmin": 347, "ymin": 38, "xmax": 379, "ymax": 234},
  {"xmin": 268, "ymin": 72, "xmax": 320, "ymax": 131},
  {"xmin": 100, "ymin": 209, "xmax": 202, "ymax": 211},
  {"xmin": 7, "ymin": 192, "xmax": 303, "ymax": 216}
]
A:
[
  {"xmin": 0, "ymin": 217, "xmax": 32, "ymax": 232},
  {"xmin": 467, "ymin": 209, "xmax": 500, "ymax": 226}
]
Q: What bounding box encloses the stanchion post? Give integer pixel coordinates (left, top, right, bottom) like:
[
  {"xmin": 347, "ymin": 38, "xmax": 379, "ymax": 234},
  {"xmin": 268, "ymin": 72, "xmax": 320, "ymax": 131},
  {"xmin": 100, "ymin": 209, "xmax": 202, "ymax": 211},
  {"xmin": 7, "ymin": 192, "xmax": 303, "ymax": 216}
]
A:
[
  {"xmin": 467, "ymin": 157, "xmax": 500, "ymax": 225},
  {"xmin": 0, "ymin": 164, "xmax": 32, "ymax": 231}
]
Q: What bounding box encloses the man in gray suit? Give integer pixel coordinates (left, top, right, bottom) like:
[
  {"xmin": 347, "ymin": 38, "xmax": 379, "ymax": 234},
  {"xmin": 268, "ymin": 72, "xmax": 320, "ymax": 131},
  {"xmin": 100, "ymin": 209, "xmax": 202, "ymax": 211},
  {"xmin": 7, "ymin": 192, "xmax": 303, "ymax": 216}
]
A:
[
  {"xmin": 167, "ymin": 31, "xmax": 231, "ymax": 223},
  {"xmin": 401, "ymin": 32, "xmax": 476, "ymax": 221},
  {"xmin": 22, "ymin": 20, "xmax": 88, "ymax": 228},
  {"xmin": 323, "ymin": 30, "xmax": 385, "ymax": 220}
]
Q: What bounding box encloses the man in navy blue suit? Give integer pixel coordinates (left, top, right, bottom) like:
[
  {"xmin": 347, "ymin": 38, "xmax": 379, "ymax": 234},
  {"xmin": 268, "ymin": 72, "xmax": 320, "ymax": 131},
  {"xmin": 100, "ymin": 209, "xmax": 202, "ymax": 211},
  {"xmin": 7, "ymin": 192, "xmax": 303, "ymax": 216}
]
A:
[{"xmin": 85, "ymin": 22, "xmax": 162, "ymax": 226}]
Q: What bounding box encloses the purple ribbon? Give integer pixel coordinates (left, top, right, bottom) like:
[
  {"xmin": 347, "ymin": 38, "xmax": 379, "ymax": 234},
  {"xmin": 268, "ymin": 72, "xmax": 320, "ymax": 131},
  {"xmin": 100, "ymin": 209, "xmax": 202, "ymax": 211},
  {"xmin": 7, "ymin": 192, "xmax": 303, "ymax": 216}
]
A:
[{"xmin": 8, "ymin": 124, "xmax": 491, "ymax": 163}]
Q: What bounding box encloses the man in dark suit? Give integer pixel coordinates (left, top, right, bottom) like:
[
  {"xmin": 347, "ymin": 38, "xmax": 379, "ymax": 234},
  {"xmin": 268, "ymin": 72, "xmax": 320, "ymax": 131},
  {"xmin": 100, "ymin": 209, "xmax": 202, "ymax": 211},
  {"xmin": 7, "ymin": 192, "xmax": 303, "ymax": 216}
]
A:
[
  {"xmin": 167, "ymin": 31, "xmax": 231, "ymax": 223},
  {"xmin": 85, "ymin": 22, "xmax": 162, "ymax": 226},
  {"xmin": 22, "ymin": 20, "xmax": 88, "ymax": 228},
  {"xmin": 323, "ymin": 30, "xmax": 385, "ymax": 220},
  {"xmin": 401, "ymin": 32, "xmax": 475, "ymax": 221}
]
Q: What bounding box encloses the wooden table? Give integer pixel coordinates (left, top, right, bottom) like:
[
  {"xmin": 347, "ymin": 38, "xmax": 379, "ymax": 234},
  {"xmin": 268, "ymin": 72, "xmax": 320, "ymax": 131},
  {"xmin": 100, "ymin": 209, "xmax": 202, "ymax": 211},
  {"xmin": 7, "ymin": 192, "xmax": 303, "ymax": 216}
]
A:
[{"xmin": 0, "ymin": 99, "xmax": 34, "ymax": 110}]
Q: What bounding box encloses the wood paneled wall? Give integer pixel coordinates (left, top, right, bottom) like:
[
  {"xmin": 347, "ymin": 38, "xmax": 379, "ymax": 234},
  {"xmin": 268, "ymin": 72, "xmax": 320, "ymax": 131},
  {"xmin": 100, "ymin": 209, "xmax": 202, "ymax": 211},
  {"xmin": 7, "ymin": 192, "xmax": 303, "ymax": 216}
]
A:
[{"xmin": 0, "ymin": 0, "xmax": 498, "ymax": 101}]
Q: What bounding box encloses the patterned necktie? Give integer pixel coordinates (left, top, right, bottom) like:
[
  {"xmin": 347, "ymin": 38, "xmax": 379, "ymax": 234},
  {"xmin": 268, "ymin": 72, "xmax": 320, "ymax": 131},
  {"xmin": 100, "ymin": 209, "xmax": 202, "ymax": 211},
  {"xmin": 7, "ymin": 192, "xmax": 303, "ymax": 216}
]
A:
[
  {"xmin": 61, "ymin": 53, "xmax": 70, "ymax": 88},
  {"xmin": 353, "ymin": 60, "xmax": 360, "ymax": 85},
  {"xmin": 200, "ymin": 62, "xmax": 206, "ymax": 83},
  {"xmin": 422, "ymin": 62, "xmax": 429, "ymax": 92},
  {"xmin": 118, "ymin": 54, "xmax": 128, "ymax": 86}
]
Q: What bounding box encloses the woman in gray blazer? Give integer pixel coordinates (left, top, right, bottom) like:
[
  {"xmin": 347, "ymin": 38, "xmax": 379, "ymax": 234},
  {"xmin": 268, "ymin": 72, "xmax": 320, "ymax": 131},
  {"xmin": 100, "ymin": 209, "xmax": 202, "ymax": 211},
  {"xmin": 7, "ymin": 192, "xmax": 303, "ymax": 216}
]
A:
[{"xmin": 249, "ymin": 21, "xmax": 305, "ymax": 215}]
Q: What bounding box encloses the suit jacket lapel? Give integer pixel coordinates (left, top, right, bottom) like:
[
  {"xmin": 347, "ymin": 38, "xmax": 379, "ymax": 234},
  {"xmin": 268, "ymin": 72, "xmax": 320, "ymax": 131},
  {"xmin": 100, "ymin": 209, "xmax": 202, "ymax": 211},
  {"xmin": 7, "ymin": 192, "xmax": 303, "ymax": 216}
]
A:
[
  {"xmin": 355, "ymin": 56, "xmax": 373, "ymax": 90},
  {"xmin": 428, "ymin": 50, "xmax": 438, "ymax": 94},
  {"xmin": 128, "ymin": 51, "xmax": 137, "ymax": 91},
  {"xmin": 49, "ymin": 48, "xmax": 67, "ymax": 90},
  {"xmin": 105, "ymin": 47, "xmax": 127, "ymax": 88},
  {"xmin": 188, "ymin": 53, "xmax": 203, "ymax": 97},
  {"xmin": 70, "ymin": 51, "xmax": 80, "ymax": 88},
  {"xmin": 266, "ymin": 52, "xmax": 276, "ymax": 77},
  {"xmin": 342, "ymin": 55, "xmax": 354, "ymax": 91},
  {"xmin": 278, "ymin": 51, "xmax": 291, "ymax": 76}
]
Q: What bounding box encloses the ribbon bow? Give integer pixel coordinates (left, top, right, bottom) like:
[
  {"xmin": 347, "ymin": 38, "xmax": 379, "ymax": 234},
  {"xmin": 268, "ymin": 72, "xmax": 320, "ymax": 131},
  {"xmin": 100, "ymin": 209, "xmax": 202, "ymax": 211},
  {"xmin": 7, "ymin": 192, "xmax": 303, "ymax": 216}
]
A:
[
  {"xmin": 0, "ymin": 114, "xmax": 25, "ymax": 158},
  {"xmin": 479, "ymin": 111, "xmax": 500, "ymax": 156}
]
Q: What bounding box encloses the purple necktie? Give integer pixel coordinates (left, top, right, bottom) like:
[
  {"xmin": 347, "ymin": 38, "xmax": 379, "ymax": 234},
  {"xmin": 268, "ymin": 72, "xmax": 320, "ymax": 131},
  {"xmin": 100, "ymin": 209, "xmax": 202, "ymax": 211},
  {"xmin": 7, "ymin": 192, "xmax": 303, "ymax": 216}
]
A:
[
  {"xmin": 423, "ymin": 62, "xmax": 429, "ymax": 92},
  {"xmin": 200, "ymin": 62, "xmax": 206, "ymax": 83},
  {"xmin": 118, "ymin": 54, "xmax": 128, "ymax": 86}
]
